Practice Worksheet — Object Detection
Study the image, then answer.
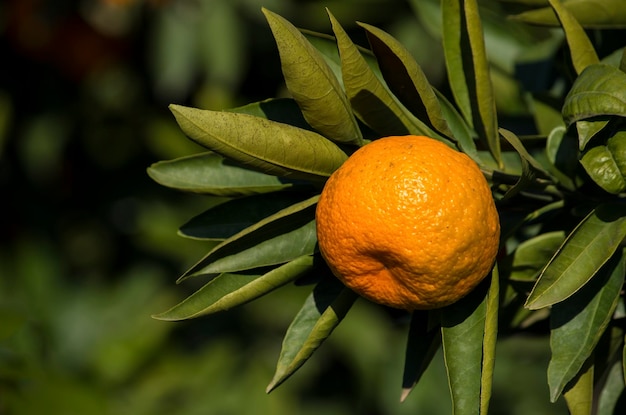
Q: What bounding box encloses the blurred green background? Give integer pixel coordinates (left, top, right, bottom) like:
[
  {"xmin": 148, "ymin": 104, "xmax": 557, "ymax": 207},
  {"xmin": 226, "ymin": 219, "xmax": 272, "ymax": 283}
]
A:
[{"xmin": 0, "ymin": 0, "xmax": 566, "ymax": 414}]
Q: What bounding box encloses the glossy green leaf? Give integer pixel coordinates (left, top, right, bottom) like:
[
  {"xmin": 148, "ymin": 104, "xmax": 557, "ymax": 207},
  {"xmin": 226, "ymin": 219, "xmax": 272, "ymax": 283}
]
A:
[
  {"xmin": 563, "ymin": 357, "xmax": 594, "ymax": 415},
  {"xmin": 563, "ymin": 64, "xmax": 626, "ymax": 126},
  {"xmin": 170, "ymin": 105, "xmax": 348, "ymax": 182},
  {"xmin": 547, "ymin": 250, "xmax": 624, "ymax": 401},
  {"xmin": 179, "ymin": 192, "xmax": 310, "ymax": 240},
  {"xmin": 148, "ymin": 152, "xmax": 293, "ymax": 196},
  {"xmin": 153, "ymin": 255, "xmax": 316, "ymax": 321},
  {"xmin": 608, "ymin": 131, "xmax": 626, "ymax": 176},
  {"xmin": 576, "ymin": 118, "xmax": 609, "ymax": 150},
  {"xmin": 401, "ymin": 311, "xmax": 441, "ymax": 402},
  {"xmin": 262, "ymin": 8, "xmax": 362, "ymax": 145},
  {"xmin": 328, "ymin": 10, "xmax": 439, "ymax": 138},
  {"xmin": 358, "ymin": 22, "xmax": 455, "ymax": 139},
  {"xmin": 266, "ymin": 276, "xmax": 358, "ymax": 392},
  {"xmin": 434, "ymin": 89, "xmax": 480, "ymax": 163},
  {"xmin": 179, "ymin": 196, "xmax": 319, "ymax": 281},
  {"xmin": 548, "ymin": 0, "xmax": 599, "ymax": 75},
  {"xmin": 580, "ymin": 144, "xmax": 626, "ymax": 194},
  {"xmin": 510, "ymin": 0, "xmax": 626, "ymax": 29},
  {"xmin": 507, "ymin": 231, "xmax": 566, "ymax": 282},
  {"xmin": 442, "ymin": 0, "xmax": 501, "ymax": 166},
  {"xmin": 499, "ymin": 128, "xmax": 553, "ymax": 199},
  {"xmin": 441, "ymin": 278, "xmax": 490, "ymax": 415},
  {"xmin": 526, "ymin": 204, "xmax": 626, "ymax": 309}
]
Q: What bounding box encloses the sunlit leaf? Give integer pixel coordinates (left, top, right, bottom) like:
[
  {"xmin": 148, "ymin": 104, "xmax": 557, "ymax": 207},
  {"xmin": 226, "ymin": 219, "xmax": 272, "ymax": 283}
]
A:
[
  {"xmin": 548, "ymin": 0, "xmax": 599, "ymax": 75},
  {"xmin": 526, "ymin": 204, "xmax": 626, "ymax": 309},
  {"xmin": 179, "ymin": 196, "xmax": 319, "ymax": 281},
  {"xmin": 262, "ymin": 8, "xmax": 363, "ymax": 145},
  {"xmin": 328, "ymin": 10, "xmax": 440, "ymax": 138},
  {"xmin": 442, "ymin": 0, "xmax": 501, "ymax": 166},
  {"xmin": 441, "ymin": 278, "xmax": 490, "ymax": 415},
  {"xmin": 153, "ymin": 255, "xmax": 316, "ymax": 321},
  {"xmin": 563, "ymin": 357, "xmax": 594, "ymax": 415},
  {"xmin": 401, "ymin": 311, "xmax": 441, "ymax": 402},
  {"xmin": 547, "ymin": 250, "xmax": 624, "ymax": 401},
  {"xmin": 148, "ymin": 152, "xmax": 294, "ymax": 196},
  {"xmin": 179, "ymin": 192, "xmax": 310, "ymax": 240},
  {"xmin": 562, "ymin": 64, "xmax": 626, "ymax": 126},
  {"xmin": 481, "ymin": 267, "xmax": 499, "ymax": 414},
  {"xmin": 510, "ymin": 0, "xmax": 626, "ymax": 29},
  {"xmin": 229, "ymin": 98, "xmax": 312, "ymax": 131},
  {"xmin": 358, "ymin": 22, "xmax": 455, "ymax": 139},
  {"xmin": 170, "ymin": 105, "xmax": 348, "ymax": 182},
  {"xmin": 266, "ymin": 276, "xmax": 358, "ymax": 392}
]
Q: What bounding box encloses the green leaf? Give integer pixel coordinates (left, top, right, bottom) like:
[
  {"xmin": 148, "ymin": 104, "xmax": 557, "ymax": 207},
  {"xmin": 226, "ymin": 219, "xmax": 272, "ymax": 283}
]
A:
[
  {"xmin": 499, "ymin": 128, "xmax": 553, "ymax": 199},
  {"xmin": 510, "ymin": 0, "xmax": 626, "ymax": 29},
  {"xmin": 435, "ymin": 89, "xmax": 480, "ymax": 162},
  {"xmin": 153, "ymin": 255, "xmax": 316, "ymax": 321},
  {"xmin": 147, "ymin": 152, "xmax": 294, "ymax": 196},
  {"xmin": 401, "ymin": 311, "xmax": 441, "ymax": 402},
  {"xmin": 506, "ymin": 231, "xmax": 566, "ymax": 282},
  {"xmin": 442, "ymin": 0, "xmax": 501, "ymax": 166},
  {"xmin": 266, "ymin": 276, "xmax": 358, "ymax": 392},
  {"xmin": 229, "ymin": 98, "xmax": 312, "ymax": 131},
  {"xmin": 358, "ymin": 22, "xmax": 455, "ymax": 139},
  {"xmin": 328, "ymin": 10, "xmax": 439, "ymax": 138},
  {"xmin": 563, "ymin": 64, "xmax": 626, "ymax": 126},
  {"xmin": 547, "ymin": 250, "xmax": 624, "ymax": 401},
  {"xmin": 563, "ymin": 357, "xmax": 594, "ymax": 415},
  {"xmin": 441, "ymin": 278, "xmax": 490, "ymax": 415},
  {"xmin": 548, "ymin": 0, "xmax": 599, "ymax": 75},
  {"xmin": 169, "ymin": 104, "xmax": 348, "ymax": 182},
  {"xmin": 608, "ymin": 130, "xmax": 626, "ymax": 176},
  {"xmin": 179, "ymin": 196, "xmax": 319, "ymax": 281},
  {"xmin": 526, "ymin": 204, "xmax": 626, "ymax": 309},
  {"xmin": 576, "ymin": 118, "xmax": 609, "ymax": 150},
  {"xmin": 580, "ymin": 143, "xmax": 626, "ymax": 194},
  {"xmin": 545, "ymin": 126, "xmax": 579, "ymax": 190},
  {"xmin": 481, "ymin": 266, "xmax": 499, "ymax": 414},
  {"xmin": 179, "ymin": 192, "xmax": 310, "ymax": 240},
  {"xmin": 262, "ymin": 8, "xmax": 362, "ymax": 145}
]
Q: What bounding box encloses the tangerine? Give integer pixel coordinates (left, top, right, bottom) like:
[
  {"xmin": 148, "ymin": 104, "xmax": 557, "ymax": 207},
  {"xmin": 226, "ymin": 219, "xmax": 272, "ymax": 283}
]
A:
[{"xmin": 316, "ymin": 135, "xmax": 500, "ymax": 310}]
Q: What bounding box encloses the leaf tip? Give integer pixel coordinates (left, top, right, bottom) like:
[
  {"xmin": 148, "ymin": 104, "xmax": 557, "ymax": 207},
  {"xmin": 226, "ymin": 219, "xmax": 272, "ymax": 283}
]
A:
[{"xmin": 400, "ymin": 387, "xmax": 412, "ymax": 403}]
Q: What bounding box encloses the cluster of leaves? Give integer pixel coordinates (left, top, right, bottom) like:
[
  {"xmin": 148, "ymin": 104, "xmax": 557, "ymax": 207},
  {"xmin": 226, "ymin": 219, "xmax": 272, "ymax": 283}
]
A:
[{"xmin": 148, "ymin": 0, "xmax": 626, "ymax": 413}]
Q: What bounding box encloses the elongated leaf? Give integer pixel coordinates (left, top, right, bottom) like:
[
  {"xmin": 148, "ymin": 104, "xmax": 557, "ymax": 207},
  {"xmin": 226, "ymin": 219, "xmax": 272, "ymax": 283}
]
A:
[
  {"xmin": 266, "ymin": 276, "xmax": 358, "ymax": 392},
  {"xmin": 180, "ymin": 196, "xmax": 319, "ymax": 281},
  {"xmin": 563, "ymin": 357, "xmax": 594, "ymax": 415},
  {"xmin": 179, "ymin": 192, "xmax": 310, "ymax": 240},
  {"xmin": 328, "ymin": 10, "xmax": 440, "ymax": 138},
  {"xmin": 262, "ymin": 8, "xmax": 362, "ymax": 145},
  {"xmin": 481, "ymin": 266, "xmax": 499, "ymax": 414},
  {"xmin": 435, "ymin": 89, "xmax": 480, "ymax": 162},
  {"xmin": 526, "ymin": 204, "xmax": 626, "ymax": 309},
  {"xmin": 441, "ymin": 278, "xmax": 490, "ymax": 415},
  {"xmin": 170, "ymin": 105, "xmax": 348, "ymax": 182},
  {"xmin": 148, "ymin": 152, "xmax": 294, "ymax": 196},
  {"xmin": 442, "ymin": 0, "xmax": 501, "ymax": 166},
  {"xmin": 548, "ymin": 0, "xmax": 599, "ymax": 75},
  {"xmin": 401, "ymin": 311, "xmax": 441, "ymax": 402},
  {"xmin": 547, "ymin": 250, "xmax": 624, "ymax": 401},
  {"xmin": 563, "ymin": 64, "xmax": 626, "ymax": 126},
  {"xmin": 153, "ymin": 255, "xmax": 316, "ymax": 321},
  {"xmin": 545, "ymin": 126, "xmax": 578, "ymax": 191},
  {"xmin": 576, "ymin": 118, "xmax": 609, "ymax": 150},
  {"xmin": 510, "ymin": 0, "xmax": 626, "ymax": 29},
  {"xmin": 358, "ymin": 22, "xmax": 455, "ymax": 139},
  {"xmin": 506, "ymin": 231, "xmax": 566, "ymax": 282}
]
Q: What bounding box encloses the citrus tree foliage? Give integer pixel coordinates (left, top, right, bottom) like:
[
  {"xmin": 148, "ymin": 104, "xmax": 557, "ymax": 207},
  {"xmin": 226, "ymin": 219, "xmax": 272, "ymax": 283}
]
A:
[{"xmin": 149, "ymin": 0, "xmax": 626, "ymax": 413}]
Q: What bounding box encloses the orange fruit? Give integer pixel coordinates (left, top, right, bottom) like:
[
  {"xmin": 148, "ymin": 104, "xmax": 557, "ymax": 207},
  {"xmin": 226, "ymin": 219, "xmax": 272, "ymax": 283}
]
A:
[{"xmin": 316, "ymin": 135, "xmax": 500, "ymax": 310}]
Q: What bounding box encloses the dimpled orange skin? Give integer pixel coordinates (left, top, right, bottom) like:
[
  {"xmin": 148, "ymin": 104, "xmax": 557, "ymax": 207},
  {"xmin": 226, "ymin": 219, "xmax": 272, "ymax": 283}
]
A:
[{"xmin": 316, "ymin": 135, "xmax": 500, "ymax": 310}]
